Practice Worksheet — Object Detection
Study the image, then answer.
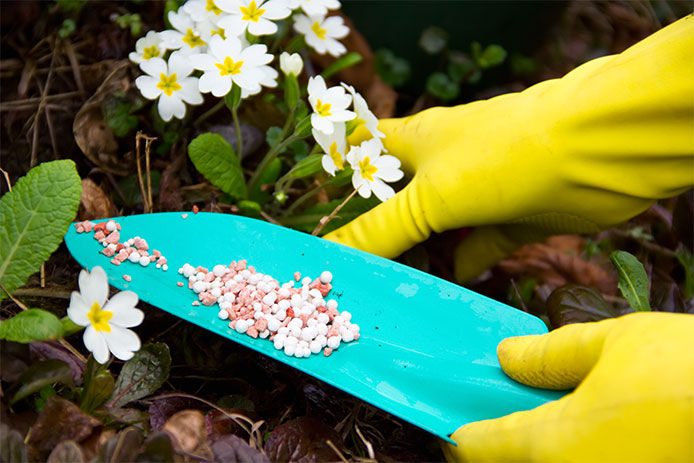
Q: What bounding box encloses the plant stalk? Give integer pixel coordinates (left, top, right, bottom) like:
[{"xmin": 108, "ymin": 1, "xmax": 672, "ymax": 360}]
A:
[
  {"xmin": 312, "ymin": 188, "xmax": 358, "ymax": 236},
  {"xmin": 193, "ymin": 100, "xmax": 225, "ymax": 128},
  {"xmin": 231, "ymin": 105, "xmax": 243, "ymax": 159}
]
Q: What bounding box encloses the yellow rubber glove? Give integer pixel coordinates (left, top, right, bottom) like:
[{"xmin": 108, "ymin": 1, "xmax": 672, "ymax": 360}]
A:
[
  {"xmin": 324, "ymin": 16, "xmax": 694, "ymax": 282},
  {"xmin": 443, "ymin": 312, "xmax": 694, "ymax": 462}
]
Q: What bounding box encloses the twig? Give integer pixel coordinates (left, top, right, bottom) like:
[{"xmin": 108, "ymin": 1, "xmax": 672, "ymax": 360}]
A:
[
  {"xmin": 1, "ymin": 168, "xmax": 12, "ymax": 191},
  {"xmin": 325, "ymin": 440, "xmax": 349, "ymax": 463},
  {"xmin": 0, "ymin": 282, "xmax": 87, "ymax": 363},
  {"xmin": 509, "ymin": 278, "xmax": 528, "ymax": 313},
  {"xmin": 312, "ymin": 188, "xmax": 358, "ymax": 236},
  {"xmin": 354, "ymin": 425, "xmax": 375, "ymax": 460},
  {"xmin": 29, "ymin": 36, "xmax": 58, "ymax": 168},
  {"xmin": 611, "ymin": 229, "xmax": 677, "ymax": 258},
  {"xmin": 40, "ymin": 264, "xmax": 46, "ymax": 288},
  {"xmin": 61, "ymin": 39, "xmax": 85, "ymax": 96},
  {"xmin": 13, "ymin": 287, "xmax": 71, "ymax": 299},
  {"xmin": 135, "ymin": 132, "xmax": 157, "ymax": 213},
  {"xmin": 259, "ymin": 210, "xmax": 281, "ymax": 226},
  {"xmin": 0, "ymin": 91, "xmax": 82, "ymax": 110}
]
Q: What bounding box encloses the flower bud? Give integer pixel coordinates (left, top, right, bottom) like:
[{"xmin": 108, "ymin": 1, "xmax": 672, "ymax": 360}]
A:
[{"xmin": 280, "ymin": 52, "xmax": 303, "ymax": 76}]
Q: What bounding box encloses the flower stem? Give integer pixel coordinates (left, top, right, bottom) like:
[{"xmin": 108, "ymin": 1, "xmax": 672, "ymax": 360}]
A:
[
  {"xmin": 231, "ymin": 105, "xmax": 243, "ymax": 159},
  {"xmin": 247, "ymin": 107, "xmax": 298, "ymax": 193},
  {"xmin": 311, "ymin": 188, "xmax": 359, "ymax": 236},
  {"xmin": 282, "ymin": 178, "xmax": 331, "ymax": 217},
  {"xmin": 193, "ymin": 100, "xmax": 225, "ymax": 128}
]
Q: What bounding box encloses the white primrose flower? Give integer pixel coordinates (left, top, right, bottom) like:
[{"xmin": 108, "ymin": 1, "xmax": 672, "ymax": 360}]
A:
[
  {"xmin": 241, "ymin": 65, "xmax": 278, "ymax": 98},
  {"xmin": 313, "ymin": 122, "xmax": 346, "ymax": 176},
  {"xmin": 217, "ymin": 0, "xmax": 291, "ymax": 36},
  {"xmin": 307, "ymin": 75, "xmax": 355, "ymax": 135},
  {"xmin": 182, "ymin": 0, "xmax": 226, "ymax": 24},
  {"xmin": 279, "ymin": 52, "xmax": 303, "ymax": 76},
  {"xmin": 290, "ymin": 0, "xmax": 341, "ymax": 17},
  {"xmin": 136, "ymin": 52, "xmax": 203, "ymax": 122},
  {"xmin": 347, "ymin": 137, "xmax": 403, "ymax": 202},
  {"xmin": 293, "ymin": 14, "xmax": 349, "ymax": 57},
  {"xmin": 67, "ymin": 266, "xmax": 143, "ymax": 364},
  {"xmin": 160, "ymin": 9, "xmax": 208, "ymax": 54},
  {"xmin": 129, "ymin": 31, "xmax": 169, "ymax": 64},
  {"xmin": 341, "ymin": 83, "xmax": 385, "ymax": 145},
  {"xmin": 190, "ymin": 35, "xmax": 273, "ymax": 97}
]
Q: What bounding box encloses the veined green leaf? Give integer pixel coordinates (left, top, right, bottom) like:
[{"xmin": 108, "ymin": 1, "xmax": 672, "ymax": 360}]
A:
[
  {"xmin": 188, "ymin": 133, "xmax": 247, "ymax": 199},
  {"xmin": 108, "ymin": 343, "xmax": 171, "ymax": 408},
  {"xmin": 0, "ymin": 160, "xmax": 81, "ymax": 300},
  {"xmin": 610, "ymin": 250, "xmax": 651, "ymax": 311},
  {"xmin": 0, "ymin": 309, "xmax": 64, "ymax": 343},
  {"xmin": 286, "ymin": 153, "xmax": 323, "ymax": 180}
]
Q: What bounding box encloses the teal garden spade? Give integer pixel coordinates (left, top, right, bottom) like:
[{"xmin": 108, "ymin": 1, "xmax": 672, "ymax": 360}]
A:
[{"xmin": 65, "ymin": 212, "xmax": 564, "ymax": 443}]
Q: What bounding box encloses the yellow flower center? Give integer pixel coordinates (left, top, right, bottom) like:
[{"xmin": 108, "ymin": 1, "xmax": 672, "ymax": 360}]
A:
[
  {"xmin": 87, "ymin": 301, "xmax": 113, "ymax": 333},
  {"xmin": 329, "ymin": 142, "xmax": 343, "ymax": 170},
  {"xmin": 240, "ymin": 1, "xmax": 266, "ymax": 22},
  {"xmin": 206, "ymin": 0, "xmax": 222, "ymax": 14},
  {"xmin": 315, "ymin": 98, "xmax": 332, "ymax": 117},
  {"xmin": 182, "ymin": 28, "xmax": 206, "ymax": 48},
  {"xmin": 359, "ymin": 156, "xmax": 378, "ymax": 181},
  {"xmin": 157, "ymin": 73, "xmax": 182, "ymax": 96},
  {"xmin": 142, "ymin": 45, "xmax": 160, "ymax": 60},
  {"xmin": 311, "ymin": 20, "xmax": 327, "ymax": 40},
  {"xmin": 215, "ymin": 57, "xmax": 244, "ymax": 76},
  {"xmin": 211, "ymin": 27, "xmax": 226, "ymax": 39}
]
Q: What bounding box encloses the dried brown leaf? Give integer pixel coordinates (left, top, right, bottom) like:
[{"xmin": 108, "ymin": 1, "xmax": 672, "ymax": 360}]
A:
[
  {"xmin": 25, "ymin": 396, "xmax": 101, "ymax": 457},
  {"xmin": 499, "ymin": 235, "xmax": 617, "ymax": 295},
  {"xmin": 46, "ymin": 440, "xmax": 85, "ymax": 463},
  {"xmin": 163, "ymin": 409, "xmax": 214, "ymax": 461},
  {"xmin": 79, "ymin": 178, "xmax": 116, "ymax": 220},
  {"xmin": 264, "ymin": 416, "xmax": 347, "ymax": 463},
  {"xmin": 73, "ymin": 61, "xmax": 136, "ymax": 175}
]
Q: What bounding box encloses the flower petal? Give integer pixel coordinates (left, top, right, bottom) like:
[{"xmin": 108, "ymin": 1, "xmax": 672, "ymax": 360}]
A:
[
  {"xmin": 140, "ymin": 57, "xmax": 167, "ymax": 78},
  {"xmin": 370, "ymin": 178, "xmax": 395, "ymax": 202},
  {"xmin": 67, "ymin": 291, "xmax": 90, "ymax": 326},
  {"xmin": 104, "ymin": 326, "xmax": 141, "ymax": 361},
  {"xmin": 103, "ymin": 290, "xmax": 143, "ymax": 327},
  {"xmin": 311, "ymin": 114, "xmax": 334, "ymax": 134},
  {"xmin": 79, "ymin": 266, "xmax": 108, "ymax": 308},
  {"xmin": 179, "ymin": 77, "xmax": 204, "ymax": 104},
  {"xmin": 168, "ymin": 51, "xmax": 194, "ymax": 77},
  {"xmin": 158, "ymin": 94, "xmax": 185, "ymax": 121},
  {"xmin": 135, "ymin": 75, "xmax": 161, "ymax": 100},
  {"xmin": 189, "ymin": 53, "xmax": 217, "ymax": 71},
  {"xmin": 84, "ymin": 326, "xmax": 110, "ymax": 364},
  {"xmin": 321, "ymin": 155, "xmax": 337, "ymax": 176}
]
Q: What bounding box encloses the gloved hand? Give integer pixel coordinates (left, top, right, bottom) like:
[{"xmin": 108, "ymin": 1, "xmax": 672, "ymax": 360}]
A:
[
  {"xmin": 442, "ymin": 312, "xmax": 694, "ymax": 462},
  {"xmin": 324, "ymin": 16, "xmax": 694, "ymax": 282}
]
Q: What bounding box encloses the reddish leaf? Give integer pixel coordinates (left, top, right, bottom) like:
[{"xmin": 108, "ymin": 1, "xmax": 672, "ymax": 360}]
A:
[
  {"xmin": 264, "ymin": 417, "xmax": 346, "ymax": 463},
  {"xmin": 499, "ymin": 235, "xmax": 617, "ymax": 296},
  {"xmin": 546, "ymin": 284, "xmax": 618, "ymax": 328},
  {"xmin": 210, "ymin": 434, "xmax": 269, "ymax": 463},
  {"xmin": 25, "ymin": 396, "xmax": 101, "ymax": 457},
  {"xmin": 149, "ymin": 396, "xmax": 201, "ymax": 430},
  {"xmin": 30, "ymin": 341, "xmax": 86, "ymax": 385}
]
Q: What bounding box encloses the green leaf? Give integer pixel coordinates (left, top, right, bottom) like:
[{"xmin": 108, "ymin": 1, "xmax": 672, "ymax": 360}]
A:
[
  {"xmin": 418, "ymin": 26, "xmax": 448, "ymax": 55},
  {"xmin": 0, "ymin": 309, "xmax": 64, "ymax": 343},
  {"xmin": 286, "ymin": 34, "xmax": 306, "ymax": 54},
  {"xmin": 284, "ymin": 74, "xmax": 300, "ymax": 110},
  {"xmin": 472, "ymin": 42, "xmax": 507, "ymax": 69},
  {"xmin": 320, "ymin": 52, "xmax": 363, "ymax": 79},
  {"xmin": 265, "ymin": 126, "xmax": 283, "ymax": 148},
  {"xmin": 546, "ymin": 284, "xmax": 617, "ymax": 328},
  {"xmin": 426, "ymin": 72, "xmax": 459, "ymax": 101},
  {"xmin": 249, "ymin": 158, "xmax": 282, "ymax": 204},
  {"xmin": 103, "ymin": 101, "xmax": 139, "ymax": 137},
  {"xmin": 108, "ymin": 343, "xmax": 171, "ymax": 408},
  {"xmin": 224, "ymin": 84, "xmax": 242, "ymax": 111},
  {"xmin": 60, "ymin": 316, "xmax": 83, "ymax": 337},
  {"xmin": 676, "ymin": 248, "xmax": 694, "ymax": 299},
  {"xmin": 9, "ymin": 359, "xmax": 73, "ymax": 405},
  {"xmin": 0, "ymin": 160, "xmax": 81, "ymax": 301},
  {"xmin": 80, "ymin": 355, "xmax": 114, "ymax": 413},
  {"xmin": 374, "ymin": 49, "xmax": 411, "ymax": 88},
  {"xmin": 447, "ymin": 51, "xmax": 476, "ymax": 84},
  {"xmin": 237, "ymin": 200, "xmax": 262, "ymax": 218},
  {"xmin": 289, "ymin": 139, "xmax": 310, "ymax": 161},
  {"xmin": 285, "ymin": 153, "xmax": 323, "ymax": 180},
  {"xmin": 610, "ymin": 250, "xmax": 651, "ymax": 311},
  {"xmin": 188, "ymin": 133, "xmax": 247, "ymax": 199}
]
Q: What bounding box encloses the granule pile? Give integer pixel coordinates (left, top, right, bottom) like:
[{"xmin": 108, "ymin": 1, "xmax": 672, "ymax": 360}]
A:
[
  {"xmin": 178, "ymin": 262, "xmax": 360, "ymax": 358},
  {"xmin": 74, "ymin": 219, "xmax": 169, "ymax": 272}
]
